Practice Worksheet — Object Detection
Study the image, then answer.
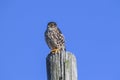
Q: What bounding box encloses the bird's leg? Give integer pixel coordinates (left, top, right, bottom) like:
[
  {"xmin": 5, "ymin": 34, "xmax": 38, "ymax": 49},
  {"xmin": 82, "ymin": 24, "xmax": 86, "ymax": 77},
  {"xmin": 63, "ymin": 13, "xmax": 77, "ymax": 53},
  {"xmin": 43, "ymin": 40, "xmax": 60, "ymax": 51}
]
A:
[{"xmin": 51, "ymin": 48, "xmax": 59, "ymax": 54}]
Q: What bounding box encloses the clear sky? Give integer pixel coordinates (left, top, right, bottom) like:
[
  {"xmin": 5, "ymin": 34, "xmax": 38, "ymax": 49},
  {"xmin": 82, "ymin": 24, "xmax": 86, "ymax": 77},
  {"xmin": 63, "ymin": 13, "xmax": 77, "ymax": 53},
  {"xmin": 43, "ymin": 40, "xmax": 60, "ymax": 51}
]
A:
[{"xmin": 0, "ymin": 0, "xmax": 120, "ymax": 80}]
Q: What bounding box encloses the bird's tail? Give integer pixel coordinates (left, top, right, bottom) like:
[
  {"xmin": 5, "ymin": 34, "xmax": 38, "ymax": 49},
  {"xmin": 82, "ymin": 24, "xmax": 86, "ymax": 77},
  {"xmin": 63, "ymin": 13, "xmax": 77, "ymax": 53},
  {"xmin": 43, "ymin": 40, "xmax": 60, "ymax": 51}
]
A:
[{"xmin": 60, "ymin": 46, "xmax": 66, "ymax": 53}]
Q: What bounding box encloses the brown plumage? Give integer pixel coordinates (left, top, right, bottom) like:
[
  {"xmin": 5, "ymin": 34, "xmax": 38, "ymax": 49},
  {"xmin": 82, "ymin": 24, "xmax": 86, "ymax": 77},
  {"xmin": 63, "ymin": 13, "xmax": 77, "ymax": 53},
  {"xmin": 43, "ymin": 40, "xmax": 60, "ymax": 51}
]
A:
[{"xmin": 45, "ymin": 22, "xmax": 65, "ymax": 53}]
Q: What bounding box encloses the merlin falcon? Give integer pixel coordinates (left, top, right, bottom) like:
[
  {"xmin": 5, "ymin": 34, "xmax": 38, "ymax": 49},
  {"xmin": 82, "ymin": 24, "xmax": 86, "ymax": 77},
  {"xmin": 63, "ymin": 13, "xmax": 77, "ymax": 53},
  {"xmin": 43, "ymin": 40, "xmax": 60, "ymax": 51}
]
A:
[{"xmin": 45, "ymin": 22, "xmax": 66, "ymax": 53}]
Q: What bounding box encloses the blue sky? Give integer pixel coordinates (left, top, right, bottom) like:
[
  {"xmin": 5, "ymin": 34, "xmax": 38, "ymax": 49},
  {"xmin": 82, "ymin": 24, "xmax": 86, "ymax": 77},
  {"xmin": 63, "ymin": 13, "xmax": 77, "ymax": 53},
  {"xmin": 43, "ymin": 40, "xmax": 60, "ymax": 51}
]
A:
[{"xmin": 0, "ymin": 0, "xmax": 120, "ymax": 80}]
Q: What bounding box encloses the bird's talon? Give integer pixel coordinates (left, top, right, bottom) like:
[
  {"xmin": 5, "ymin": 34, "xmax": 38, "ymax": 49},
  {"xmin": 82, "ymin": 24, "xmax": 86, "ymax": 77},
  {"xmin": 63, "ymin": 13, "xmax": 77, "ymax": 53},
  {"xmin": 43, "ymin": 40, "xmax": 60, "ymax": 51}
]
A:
[{"xmin": 51, "ymin": 49, "xmax": 59, "ymax": 54}]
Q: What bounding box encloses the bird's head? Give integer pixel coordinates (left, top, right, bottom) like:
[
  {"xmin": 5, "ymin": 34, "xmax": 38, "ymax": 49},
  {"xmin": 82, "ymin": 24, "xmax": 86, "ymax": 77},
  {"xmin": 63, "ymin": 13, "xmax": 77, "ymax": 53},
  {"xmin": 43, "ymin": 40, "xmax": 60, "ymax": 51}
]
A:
[{"xmin": 47, "ymin": 22, "xmax": 57, "ymax": 28}]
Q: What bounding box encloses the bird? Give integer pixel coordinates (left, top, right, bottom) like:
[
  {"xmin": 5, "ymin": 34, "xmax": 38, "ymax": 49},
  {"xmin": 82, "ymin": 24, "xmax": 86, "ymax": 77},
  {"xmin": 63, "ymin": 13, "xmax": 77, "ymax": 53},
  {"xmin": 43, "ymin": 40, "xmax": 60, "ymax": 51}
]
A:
[{"xmin": 45, "ymin": 22, "xmax": 66, "ymax": 54}]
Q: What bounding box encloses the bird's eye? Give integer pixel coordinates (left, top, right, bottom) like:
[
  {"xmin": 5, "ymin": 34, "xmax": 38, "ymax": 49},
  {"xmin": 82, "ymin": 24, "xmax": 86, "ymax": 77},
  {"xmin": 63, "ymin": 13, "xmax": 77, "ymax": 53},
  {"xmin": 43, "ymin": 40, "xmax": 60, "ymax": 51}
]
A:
[
  {"xmin": 48, "ymin": 22, "xmax": 57, "ymax": 28},
  {"xmin": 53, "ymin": 23, "xmax": 56, "ymax": 25}
]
